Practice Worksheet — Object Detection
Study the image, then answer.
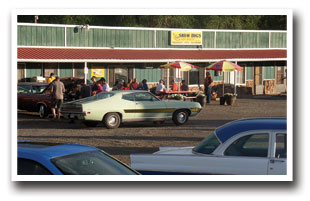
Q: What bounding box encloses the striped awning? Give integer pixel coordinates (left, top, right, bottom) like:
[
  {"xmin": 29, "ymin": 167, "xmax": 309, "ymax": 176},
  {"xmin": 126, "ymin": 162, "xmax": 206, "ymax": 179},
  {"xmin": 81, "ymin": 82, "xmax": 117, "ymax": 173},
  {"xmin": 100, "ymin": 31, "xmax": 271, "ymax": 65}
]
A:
[{"xmin": 17, "ymin": 47, "xmax": 287, "ymax": 62}]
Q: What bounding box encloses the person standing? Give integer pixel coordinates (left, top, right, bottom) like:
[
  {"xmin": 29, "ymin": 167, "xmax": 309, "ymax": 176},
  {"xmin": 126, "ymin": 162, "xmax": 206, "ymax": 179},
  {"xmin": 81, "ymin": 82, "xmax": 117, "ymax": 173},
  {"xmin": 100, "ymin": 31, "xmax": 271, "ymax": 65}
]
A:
[
  {"xmin": 47, "ymin": 73, "xmax": 56, "ymax": 83},
  {"xmin": 79, "ymin": 82, "xmax": 91, "ymax": 98},
  {"xmin": 91, "ymin": 76, "xmax": 98, "ymax": 95},
  {"xmin": 130, "ymin": 78, "xmax": 139, "ymax": 90},
  {"xmin": 204, "ymin": 72, "xmax": 213, "ymax": 104},
  {"xmin": 100, "ymin": 78, "xmax": 110, "ymax": 92},
  {"xmin": 50, "ymin": 76, "xmax": 65, "ymax": 120}
]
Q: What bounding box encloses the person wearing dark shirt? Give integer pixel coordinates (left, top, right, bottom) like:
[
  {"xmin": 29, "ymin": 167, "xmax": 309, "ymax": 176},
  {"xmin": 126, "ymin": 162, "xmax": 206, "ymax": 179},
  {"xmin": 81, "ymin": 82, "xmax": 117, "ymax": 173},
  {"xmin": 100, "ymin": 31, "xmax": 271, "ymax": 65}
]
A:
[
  {"xmin": 91, "ymin": 76, "xmax": 98, "ymax": 94},
  {"xmin": 180, "ymin": 80, "xmax": 189, "ymax": 91},
  {"xmin": 204, "ymin": 72, "xmax": 213, "ymax": 104},
  {"xmin": 80, "ymin": 82, "xmax": 91, "ymax": 98}
]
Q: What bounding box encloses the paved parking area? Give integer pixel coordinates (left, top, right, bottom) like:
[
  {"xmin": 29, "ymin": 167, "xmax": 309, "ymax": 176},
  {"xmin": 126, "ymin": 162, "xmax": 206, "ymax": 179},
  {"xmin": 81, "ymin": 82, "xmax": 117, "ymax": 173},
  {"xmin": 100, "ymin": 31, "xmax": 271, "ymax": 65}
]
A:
[{"xmin": 17, "ymin": 97, "xmax": 287, "ymax": 165}]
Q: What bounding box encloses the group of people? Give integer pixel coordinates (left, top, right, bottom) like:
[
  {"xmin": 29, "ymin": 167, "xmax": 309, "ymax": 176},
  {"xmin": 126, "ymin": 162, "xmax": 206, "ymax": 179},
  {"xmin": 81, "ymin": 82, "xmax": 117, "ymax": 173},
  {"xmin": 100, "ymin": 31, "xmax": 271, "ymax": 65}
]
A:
[
  {"xmin": 154, "ymin": 71, "xmax": 214, "ymax": 104},
  {"xmin": 47, "ymin": 71, "xmax": 213, "ymax": 120},
  {"xmin": 112, "ymin": 78, "xmax": 149, "ymax": 91},
  {"xmin": 155, "ymin": 79, "xmax": 190, "ymax": 95}
]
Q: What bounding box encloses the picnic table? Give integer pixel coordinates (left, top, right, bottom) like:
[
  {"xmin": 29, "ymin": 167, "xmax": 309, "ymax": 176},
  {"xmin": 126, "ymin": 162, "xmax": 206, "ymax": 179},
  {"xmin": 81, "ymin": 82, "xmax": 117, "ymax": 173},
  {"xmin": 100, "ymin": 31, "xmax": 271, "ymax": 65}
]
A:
[{"xmin": 157, "ymin": 90, "xmax": 200, "ymax": 101}]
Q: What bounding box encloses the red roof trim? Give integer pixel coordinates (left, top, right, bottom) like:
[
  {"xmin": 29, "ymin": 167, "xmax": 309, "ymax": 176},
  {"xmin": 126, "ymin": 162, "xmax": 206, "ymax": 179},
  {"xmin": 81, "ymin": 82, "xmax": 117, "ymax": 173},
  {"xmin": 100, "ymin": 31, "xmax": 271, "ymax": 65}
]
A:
[{"xmin": 17, "ymin": 47, "xmax": 287, "ymax": 61}]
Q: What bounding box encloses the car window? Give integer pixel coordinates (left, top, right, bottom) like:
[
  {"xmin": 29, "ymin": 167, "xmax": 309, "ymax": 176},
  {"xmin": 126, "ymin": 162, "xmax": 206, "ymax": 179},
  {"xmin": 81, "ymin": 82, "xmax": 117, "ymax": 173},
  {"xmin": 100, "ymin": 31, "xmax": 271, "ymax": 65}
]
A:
[
  {"xmin": 135, "ymin": 92, "xmax": 159, "ymax": 101},
  {"xmin": 193, "ymin": 133, "xmax": 221, "ymax": 154},
  {"xmin": 275, "ymin": 133, "xmax": 287, "ymax": 158},
  {"xmin": 18, "ymin": 85, "xmax": 31, "ymax": 94},
  {"xmin": 224, "ymin": 133, "xmax": 269, "ymax": 157},
  {"xmin": 51, "ymin": 150, "xmax": 138, "ymax": 175},
  {"xmin": 122, "ymin": 93, "xmax": 135, "ymax": 101},
  {"xmin": 18, "ymin": 158, "xmax": 52, "ymax": 175},
  {"xmin": 32, "ymin": 85, "xmax": 48, "ymax": 94},
  {"xmin": 96, "ymin": 92, "xmax": 114, "ymax": 100}
]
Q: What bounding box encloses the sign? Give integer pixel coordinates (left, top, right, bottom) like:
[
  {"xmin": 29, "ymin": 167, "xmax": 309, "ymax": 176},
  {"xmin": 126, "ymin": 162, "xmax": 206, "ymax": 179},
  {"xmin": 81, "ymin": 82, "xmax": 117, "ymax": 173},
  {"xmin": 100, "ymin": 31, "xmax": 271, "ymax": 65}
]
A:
[
  {"xmin": 91, "ymin": 67, "xmax": 105, "ymax": 77},
  {"xmin": 171, "ymin": 31, "xmax": 202, "ymax": 45}
]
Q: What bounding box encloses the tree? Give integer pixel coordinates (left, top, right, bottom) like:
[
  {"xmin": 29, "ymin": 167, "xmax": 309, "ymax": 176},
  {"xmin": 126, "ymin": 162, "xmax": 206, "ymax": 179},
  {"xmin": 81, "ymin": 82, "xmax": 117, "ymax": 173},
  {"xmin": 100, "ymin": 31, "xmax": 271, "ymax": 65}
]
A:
[{"xmin": 17, "ymin": 15, "xmax": 287, "ymax": 30}]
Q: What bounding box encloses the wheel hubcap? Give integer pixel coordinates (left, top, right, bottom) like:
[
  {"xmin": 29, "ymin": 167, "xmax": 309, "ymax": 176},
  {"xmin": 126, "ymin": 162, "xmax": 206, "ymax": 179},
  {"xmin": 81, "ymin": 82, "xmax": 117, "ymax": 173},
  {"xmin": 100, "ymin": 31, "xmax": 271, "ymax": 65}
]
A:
[
  {"xmin": 177, "ymin": 112, "xmax": 186, "ymax": 123},
  {"xmin": 39, "ymin": 106, "xmax": 45, "ymax": 117},
  {"xmin": 108, "ymin": 116, "xmax": 117, "ymax": 126}
]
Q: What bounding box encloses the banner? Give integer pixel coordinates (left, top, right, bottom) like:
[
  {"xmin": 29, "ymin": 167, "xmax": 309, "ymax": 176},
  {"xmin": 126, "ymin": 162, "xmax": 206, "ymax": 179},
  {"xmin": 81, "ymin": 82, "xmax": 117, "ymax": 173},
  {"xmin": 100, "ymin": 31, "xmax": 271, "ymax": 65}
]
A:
[
  {"xmin": 171, "ymin": 31, "xmax": 202, "ymax": 45},
  {"xmin": 91, "ymin": 67, "xmax": 105, "ymax": 77}
]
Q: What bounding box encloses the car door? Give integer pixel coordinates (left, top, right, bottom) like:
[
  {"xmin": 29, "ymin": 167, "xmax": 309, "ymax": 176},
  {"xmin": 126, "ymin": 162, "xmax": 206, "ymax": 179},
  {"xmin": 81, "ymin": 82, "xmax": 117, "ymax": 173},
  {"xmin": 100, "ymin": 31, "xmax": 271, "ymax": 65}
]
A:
[
  {"xmin": 268, "ymin": 132, "xmax": 287, "ymax": 175},
  {"xmin": 216, "ymin": 132, "xmax": 271, "ymax": 175},
  {"xmin": 134, "ymin": 92, "xmax": 168, "ymax": 120},
  {"xmin": 17, "ymin": 85, "xmax": 32, "ymax": 111},
  {"xmin": 121, "ymin": 92, "xmax": 137, "ymax": 121}
]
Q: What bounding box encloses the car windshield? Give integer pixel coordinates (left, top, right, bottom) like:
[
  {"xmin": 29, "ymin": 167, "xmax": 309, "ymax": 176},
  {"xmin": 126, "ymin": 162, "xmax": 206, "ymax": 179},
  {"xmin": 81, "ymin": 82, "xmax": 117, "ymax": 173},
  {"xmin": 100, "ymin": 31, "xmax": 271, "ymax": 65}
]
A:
[
  {"xmin": 192, "ymin": 132, "xmax": 221, "ymax": 154},
  {"xmin": 51, "ymin": 150, "xmax": 138, "ymax": 175}
]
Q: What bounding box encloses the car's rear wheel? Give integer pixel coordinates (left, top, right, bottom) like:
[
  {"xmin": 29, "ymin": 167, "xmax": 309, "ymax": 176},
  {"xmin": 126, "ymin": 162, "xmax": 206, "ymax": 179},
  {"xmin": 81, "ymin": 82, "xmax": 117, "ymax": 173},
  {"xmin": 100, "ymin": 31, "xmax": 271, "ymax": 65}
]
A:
[
  {"xmin": 38, "ymin": 104, "xmax": 48, "ymax": 118},
  {"xmin": 83, "ymin": 121, "xmax": 98, "ymax": 127},
  {"xmin": 104, "ymin": 113, "xmax": 121, "ymax": 129},
  {"xmin": 172, "ymin": 110, "xmax": 189, "ymax": 125}
]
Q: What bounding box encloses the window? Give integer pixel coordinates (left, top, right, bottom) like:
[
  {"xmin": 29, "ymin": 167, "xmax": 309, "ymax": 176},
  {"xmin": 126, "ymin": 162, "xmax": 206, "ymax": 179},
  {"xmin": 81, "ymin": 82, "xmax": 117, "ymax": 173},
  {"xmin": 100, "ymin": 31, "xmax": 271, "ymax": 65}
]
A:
[
  {"xmin": 18, "ymin": 158, "xmax": 52, "ymax": 175},
  {"xmin": 193, "ymin": 133, "xmax": 221, "ymax": 154},
  {"xmin": 122, "ymin": 93, "xmax": 135, "ymax": 101},
  {"xmin": 189, "ymin": 70, "xmax": 199, "ymax": 85},
  {"xmin": 32, "ymin": 85, "xmax": 48, "ymax": 94},
  {"xmin": 275, "ymin": 133, "xmax": 287, "ymax": 158},
  {"xmin": 17, "ymin": 85, "xmax": 31, "ymax": 93},
  {"xmin": 264, "ymin": 66, "xmax": 275, "ymax": 80},
  {"xmin": 135, "ymin": 92, "xmax": 158, "ymax": 101},
  {"xmin": 51, "ymin": 150, "xmax": 138, "ymax": 175},
  {"xmin": 224, "ymin": 134, "xmax": 269, "ymax": 157},
  {"xmin": 276, "ymin": 67, "xmax": 286, "ymax": 84},
  {"xmin": 236, "ymin": 68, "xmax": 245, "ymax": 84},
  {"xmin": 43, "ymin": 63, "xmax": 58, "ymax": 77},
  {"xmin": 74, "ymin": 63, "xmax": 85, "ymax": 78}
]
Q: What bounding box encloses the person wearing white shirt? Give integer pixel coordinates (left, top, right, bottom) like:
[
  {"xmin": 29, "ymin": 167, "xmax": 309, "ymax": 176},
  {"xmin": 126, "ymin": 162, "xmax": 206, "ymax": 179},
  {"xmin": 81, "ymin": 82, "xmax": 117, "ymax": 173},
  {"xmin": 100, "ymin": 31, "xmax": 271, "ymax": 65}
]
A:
[{"xmin": 155, "ymin": 79, "xmax": 166, "ymax": 95}]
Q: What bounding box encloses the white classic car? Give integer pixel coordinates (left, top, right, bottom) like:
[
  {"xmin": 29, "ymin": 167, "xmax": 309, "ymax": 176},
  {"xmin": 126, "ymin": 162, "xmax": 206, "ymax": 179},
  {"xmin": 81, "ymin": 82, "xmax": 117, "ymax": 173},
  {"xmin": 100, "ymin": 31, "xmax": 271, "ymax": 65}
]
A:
[
  {"xmin": 61, "ymin": 90, "xmax": 202, "ymax": 129},
  {"xmin": 130, "ymin": 118, "xmax": 287, "ymax": 175}
]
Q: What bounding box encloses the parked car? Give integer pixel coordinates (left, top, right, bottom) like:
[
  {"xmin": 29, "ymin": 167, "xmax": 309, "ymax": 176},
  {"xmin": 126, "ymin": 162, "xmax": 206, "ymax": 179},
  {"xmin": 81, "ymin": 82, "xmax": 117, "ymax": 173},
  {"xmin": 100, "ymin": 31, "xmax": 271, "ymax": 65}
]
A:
[
  {"xmin": 130, "ymin": 118, "xmax": 287, "ymax": 175},
  {"xmin": 18, "ymin": 141, "xmax": 139, "ymax": 175},
  {"xmin": 17, "ymin": 77, "xmax": 87, "ymax": 118},
  {"xmin": 61, "ymin": 90, "xmax": 202, "ymax": 129}
]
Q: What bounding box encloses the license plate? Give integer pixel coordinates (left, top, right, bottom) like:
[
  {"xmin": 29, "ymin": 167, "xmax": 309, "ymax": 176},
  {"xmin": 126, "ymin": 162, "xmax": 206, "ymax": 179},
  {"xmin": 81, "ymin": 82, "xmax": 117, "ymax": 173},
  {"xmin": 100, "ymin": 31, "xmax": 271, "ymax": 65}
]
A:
[{"xmin": 70, "ymin": 114, "xmax": 75, "ymax": 119}]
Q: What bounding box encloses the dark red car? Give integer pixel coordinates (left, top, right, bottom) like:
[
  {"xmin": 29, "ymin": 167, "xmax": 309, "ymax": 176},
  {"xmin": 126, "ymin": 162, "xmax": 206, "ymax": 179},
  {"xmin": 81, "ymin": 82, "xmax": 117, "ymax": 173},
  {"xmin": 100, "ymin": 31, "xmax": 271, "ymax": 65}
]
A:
[{"xmin": 17, "ymin": 77, "xmax": 87, "ymax": 118}]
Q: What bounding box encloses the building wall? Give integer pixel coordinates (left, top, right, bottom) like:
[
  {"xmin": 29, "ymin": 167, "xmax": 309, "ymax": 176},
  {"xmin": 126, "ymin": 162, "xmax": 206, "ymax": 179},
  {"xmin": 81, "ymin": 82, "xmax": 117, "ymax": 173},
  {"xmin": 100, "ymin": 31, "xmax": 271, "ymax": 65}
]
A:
[{"xmin": 17, "ymin": 24, "xmax": 287, "ymax": 49}]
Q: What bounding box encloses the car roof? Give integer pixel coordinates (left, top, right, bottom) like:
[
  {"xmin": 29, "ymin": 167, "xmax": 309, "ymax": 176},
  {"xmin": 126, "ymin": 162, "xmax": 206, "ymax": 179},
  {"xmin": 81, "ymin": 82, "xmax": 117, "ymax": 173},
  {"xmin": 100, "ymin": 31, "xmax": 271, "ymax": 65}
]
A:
[
  {"xmin": 18, "ymin": 142, "xmax": 98, "ymax": 159},
  {"xmin": 18, "ymin": 82, "xmax": 49, "ymax": 86},
  {"xmin": 215, "ymin": 117, "xmax": 287, "ymax": 143}
]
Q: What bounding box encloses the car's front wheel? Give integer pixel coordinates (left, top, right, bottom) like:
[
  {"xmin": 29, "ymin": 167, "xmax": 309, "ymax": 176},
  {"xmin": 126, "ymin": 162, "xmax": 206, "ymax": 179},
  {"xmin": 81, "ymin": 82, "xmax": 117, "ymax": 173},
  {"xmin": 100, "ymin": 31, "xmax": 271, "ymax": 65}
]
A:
[
  {"xmin": 104, "ymin": 113, "xmax": 121, "ymax": 129},
  {"xmin": 38, "ymin": 104, "xmax": 48, "ymax": 118},
  {"xmin": 172, "ymin": 110, "xmax": 189, "ymax": 125}
]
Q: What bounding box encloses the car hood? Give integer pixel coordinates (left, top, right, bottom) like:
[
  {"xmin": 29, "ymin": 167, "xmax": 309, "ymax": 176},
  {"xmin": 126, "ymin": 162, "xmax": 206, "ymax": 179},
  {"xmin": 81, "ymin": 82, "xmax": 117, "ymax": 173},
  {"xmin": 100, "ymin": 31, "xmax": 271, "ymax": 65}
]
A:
[{"xmin": 154, "ymin": 146, "xmax": 195, "ymax": 155}]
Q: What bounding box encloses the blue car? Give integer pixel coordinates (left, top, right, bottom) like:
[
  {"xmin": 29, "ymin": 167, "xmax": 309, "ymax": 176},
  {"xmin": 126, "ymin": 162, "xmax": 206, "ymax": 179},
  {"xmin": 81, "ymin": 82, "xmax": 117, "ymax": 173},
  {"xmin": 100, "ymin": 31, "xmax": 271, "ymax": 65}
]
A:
[{"xmin": 18, "ymin": 142, "xmax": 139, "ymax": 175}]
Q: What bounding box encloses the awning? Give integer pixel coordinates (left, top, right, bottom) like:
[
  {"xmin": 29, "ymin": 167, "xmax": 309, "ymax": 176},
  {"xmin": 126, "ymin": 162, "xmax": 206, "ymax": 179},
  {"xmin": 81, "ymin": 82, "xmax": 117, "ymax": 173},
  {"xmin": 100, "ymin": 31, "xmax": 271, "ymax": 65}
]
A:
[{"xmin": 17, "ymin": 47, "xmax": 287, "ymax": 63}]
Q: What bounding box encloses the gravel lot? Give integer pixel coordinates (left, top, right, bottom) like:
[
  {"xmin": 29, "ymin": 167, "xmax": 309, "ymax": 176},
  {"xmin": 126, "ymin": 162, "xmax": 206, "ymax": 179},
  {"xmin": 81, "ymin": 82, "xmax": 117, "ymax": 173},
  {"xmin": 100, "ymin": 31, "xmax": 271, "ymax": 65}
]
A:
[{"xmin": 17, "ymin": 96, "xmax": 287, "ymax": 165}]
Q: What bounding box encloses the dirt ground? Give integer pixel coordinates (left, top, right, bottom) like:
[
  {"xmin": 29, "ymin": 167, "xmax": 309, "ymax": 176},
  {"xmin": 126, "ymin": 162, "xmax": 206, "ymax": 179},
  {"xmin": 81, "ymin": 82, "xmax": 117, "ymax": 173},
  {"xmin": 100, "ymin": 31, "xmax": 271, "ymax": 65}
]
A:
[{"xmin": 17, "ymin": 96, "xmax": 287, "ymax": 165}]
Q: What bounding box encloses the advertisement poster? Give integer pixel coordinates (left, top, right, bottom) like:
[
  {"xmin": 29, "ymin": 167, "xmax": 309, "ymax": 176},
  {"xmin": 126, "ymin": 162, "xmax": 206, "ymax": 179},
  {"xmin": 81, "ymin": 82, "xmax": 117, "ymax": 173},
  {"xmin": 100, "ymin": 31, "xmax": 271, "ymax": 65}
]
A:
[
  {"xmin": 91, "ymin": 67, "xmax": 105, "ymax": 77},
  {"xmin": 171, "ymin": 31, "xmax": 202, "ymax": 45}
]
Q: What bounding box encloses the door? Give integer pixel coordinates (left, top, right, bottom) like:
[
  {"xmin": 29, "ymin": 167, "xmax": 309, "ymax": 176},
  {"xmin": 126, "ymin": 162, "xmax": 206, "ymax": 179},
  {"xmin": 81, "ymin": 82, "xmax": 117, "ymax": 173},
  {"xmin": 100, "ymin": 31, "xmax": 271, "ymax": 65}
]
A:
[
  {"xmin": 254, "ymin": 66, "xmax": 264, "ymax": 94},
  {"xmin": 17, "ymin": 85, "xmax": 32, "ymax": 111},
  {"xmin": 219, "ymin": 133, "xmax": 270, "ymax": 174},
  {"xmin": 121, "ymin": 92, "xmax": 136, "ymax": 121},
  {"xmin": 268, "ymin": 133, "xmax": 287, "ymax": 175},
  {"xmin": 134, "ymin": 92, "xmax": 168, "ymax": 120}
]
